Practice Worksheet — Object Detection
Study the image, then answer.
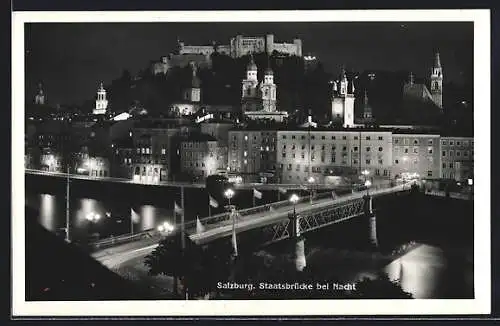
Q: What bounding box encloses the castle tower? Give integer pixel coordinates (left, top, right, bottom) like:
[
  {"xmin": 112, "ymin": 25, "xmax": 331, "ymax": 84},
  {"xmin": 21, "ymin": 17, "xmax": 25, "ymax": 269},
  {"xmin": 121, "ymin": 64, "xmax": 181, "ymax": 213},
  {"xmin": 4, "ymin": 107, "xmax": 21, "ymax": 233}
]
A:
[
  {"xmin": 93, "ymin": 82, "xmax": 108, "ymax": 115},
  {"xmin": 34, "ymin": 82, "xmax": 45, "ymax": 105},
  {"xmin": 260, "ymin": 59, "xmax": 277, "ymax": 112},
  {"xmin": 430, "ymin": 51, "xmax": 443, "ymax": 109},
  {"xmin": 241, "ymin": 54, "xmax": 260, "ymax": 112},
  {"xmin": 183, "ymin": 62, "xmax": 201, "ymax": 102}
]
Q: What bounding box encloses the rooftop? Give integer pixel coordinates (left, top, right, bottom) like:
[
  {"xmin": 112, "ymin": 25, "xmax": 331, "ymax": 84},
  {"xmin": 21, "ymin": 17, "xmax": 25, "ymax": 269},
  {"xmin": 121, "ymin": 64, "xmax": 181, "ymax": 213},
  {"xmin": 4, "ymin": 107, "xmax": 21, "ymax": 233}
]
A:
[{"xmin": 182, "ymin": 132, "xmax": 217, "ymax": 142}]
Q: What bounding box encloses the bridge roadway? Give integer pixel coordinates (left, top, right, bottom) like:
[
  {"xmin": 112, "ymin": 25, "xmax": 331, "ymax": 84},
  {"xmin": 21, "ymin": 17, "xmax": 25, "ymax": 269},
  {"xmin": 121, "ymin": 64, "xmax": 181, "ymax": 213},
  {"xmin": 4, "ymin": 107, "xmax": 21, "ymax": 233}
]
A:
[
  {"xmin": 25, "ymin": 169, "xmax": 360, "ymax": 191},
  {"xmin": 92, "ymin": 181, "xmax": 415, "ymax": 269}
]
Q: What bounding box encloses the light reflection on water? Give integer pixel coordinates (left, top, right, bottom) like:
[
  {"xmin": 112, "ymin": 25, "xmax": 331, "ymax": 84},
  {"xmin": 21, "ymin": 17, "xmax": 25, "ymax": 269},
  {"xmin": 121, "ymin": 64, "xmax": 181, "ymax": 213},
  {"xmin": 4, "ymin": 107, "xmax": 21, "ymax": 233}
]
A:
[
  {"xmin": 27, "ymin": 193, "xmax": 174, "ymax": 238},
  {"xmin": 384, "ymin": 244, "xmax": 447, "ymax": 299}
]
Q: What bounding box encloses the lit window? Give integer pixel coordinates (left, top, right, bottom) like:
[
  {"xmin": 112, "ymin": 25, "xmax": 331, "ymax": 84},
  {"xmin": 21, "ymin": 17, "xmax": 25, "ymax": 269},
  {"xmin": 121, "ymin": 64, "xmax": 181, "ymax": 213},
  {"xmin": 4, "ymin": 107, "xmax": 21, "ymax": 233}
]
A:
[
  {"xmin": 244, "ymin": 159, "xmax": 248, "ymax": 165},
  {"xmin": 244, "ymin": 135, "xmax": 248, "ymax": 141},
  {"xmin": 244, "ymin": 151, "xmax": 248, "ymax": 157}
]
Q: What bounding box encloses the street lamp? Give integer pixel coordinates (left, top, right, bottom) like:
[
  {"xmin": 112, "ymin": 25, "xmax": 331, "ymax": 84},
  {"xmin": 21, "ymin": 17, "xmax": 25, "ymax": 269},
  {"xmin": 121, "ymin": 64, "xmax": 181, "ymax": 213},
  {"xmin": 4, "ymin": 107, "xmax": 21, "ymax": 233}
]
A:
[
  {"xmin": 157, "ymin": 221, "xmax": 175, "ymax": 234},
  {"xmin": 307, "ymin": 176, "xmax": 315, "ymax": 204},
  {"xmin": 85, "ymin": 212, "xmax": 101, "ymax": 222},
  {"xmin": 365, "ymin": 180, "xmax": 372, "ymax": 195},
  {"xmin": 289, "ymin": 193, "xmax": 299, "ymax": 217},
  {"xmin": 224, "ymin": 188, "xmax": 235, "ymax": 207}
]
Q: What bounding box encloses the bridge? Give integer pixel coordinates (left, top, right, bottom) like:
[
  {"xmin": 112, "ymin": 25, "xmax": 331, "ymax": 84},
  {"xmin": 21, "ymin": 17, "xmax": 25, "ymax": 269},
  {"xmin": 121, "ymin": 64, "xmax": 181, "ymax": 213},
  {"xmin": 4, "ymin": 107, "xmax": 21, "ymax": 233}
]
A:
[{"xmin": 91, "ymin": 181, "xmax": 419, "ymax": 270}]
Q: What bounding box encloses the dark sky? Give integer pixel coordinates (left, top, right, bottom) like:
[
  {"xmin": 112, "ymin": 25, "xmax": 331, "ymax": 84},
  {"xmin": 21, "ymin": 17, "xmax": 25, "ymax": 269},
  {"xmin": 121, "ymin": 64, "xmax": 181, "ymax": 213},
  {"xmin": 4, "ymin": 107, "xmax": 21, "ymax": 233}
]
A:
[{"xmin": 25, "ymin": 22, "xmax": 473, "ymax": 106}]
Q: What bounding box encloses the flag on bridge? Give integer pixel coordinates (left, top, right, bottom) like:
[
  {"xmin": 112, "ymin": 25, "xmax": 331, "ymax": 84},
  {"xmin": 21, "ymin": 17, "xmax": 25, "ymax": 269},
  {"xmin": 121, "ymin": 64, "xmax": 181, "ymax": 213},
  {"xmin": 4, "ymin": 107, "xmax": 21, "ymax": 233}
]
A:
[
  {"xmin": 209, "ymin": 195, "xmax": 219, "ymax": 208},
  {"xmin": 196, "ymin": 216, "xmax": 205, "ymax": 234},
  {"xmin": 278, "ymin": 187, "xmax": 287, "ymax": 194},
  {"xmin": 174, "ymin": 201, "xmax": 183, "ymax": 214},
  {"xmin": 253, "ymin": 188, "xmax": 262, "ymax": 199},
  {"xmin": 131, "ymin": 208, "xmax": 140, "ymax": 223}
]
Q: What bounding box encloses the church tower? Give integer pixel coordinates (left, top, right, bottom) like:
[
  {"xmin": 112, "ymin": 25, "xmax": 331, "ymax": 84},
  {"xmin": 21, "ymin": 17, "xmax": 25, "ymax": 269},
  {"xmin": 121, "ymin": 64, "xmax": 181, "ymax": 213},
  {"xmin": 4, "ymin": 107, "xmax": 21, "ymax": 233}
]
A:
[
  {"xmin": 183, "ymin": 62, "xmax": 201, "ymax": 102},
  {"xmin": 241, "ymin": 54, "xmax": 260, "ymax": 112},
  {"xmin": 260, "ymin": 60, "xmax": 277, "ymax": 112},
  {"xmin": 93, "ymin": 82, "xmax": 108, "ymax": 115},
  {"xmin": 430, "ymin": 51, "xmax": 443, "ymax": 109},
  {"xmin": 363, "ymin": 90, "xmax": 373, "ymax": 122},
  {"xmin": 34, "ymin": 82, "xmax": 45, "ymax": 105},
  {"xmin": 331, "ymin": 66, "xmax": 355, "ymax": 128}
]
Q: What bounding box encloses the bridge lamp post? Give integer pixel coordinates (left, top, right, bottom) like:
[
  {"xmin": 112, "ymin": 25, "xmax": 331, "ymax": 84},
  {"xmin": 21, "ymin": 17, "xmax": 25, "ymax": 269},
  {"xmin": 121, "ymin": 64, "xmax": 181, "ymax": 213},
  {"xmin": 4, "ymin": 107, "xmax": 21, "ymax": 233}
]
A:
[
  {"xmin": 307, "ymin": 176, "xmax": 315, "ymax": 204},
  {"xmin": 289, "ymin": 193, "xmax": 299, "ymax": 217},
  {"xmin": 364, "ymin": 180, "xmax": 372, "ymax": 196}
]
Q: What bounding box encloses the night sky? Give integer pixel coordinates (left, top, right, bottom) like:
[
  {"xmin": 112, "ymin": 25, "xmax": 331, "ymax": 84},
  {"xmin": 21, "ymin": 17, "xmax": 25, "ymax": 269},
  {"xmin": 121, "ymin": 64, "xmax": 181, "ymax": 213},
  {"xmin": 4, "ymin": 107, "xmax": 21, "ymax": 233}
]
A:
[{"xmin": 25, "ymin": 22, "xmax": 473, "ymax": 106}]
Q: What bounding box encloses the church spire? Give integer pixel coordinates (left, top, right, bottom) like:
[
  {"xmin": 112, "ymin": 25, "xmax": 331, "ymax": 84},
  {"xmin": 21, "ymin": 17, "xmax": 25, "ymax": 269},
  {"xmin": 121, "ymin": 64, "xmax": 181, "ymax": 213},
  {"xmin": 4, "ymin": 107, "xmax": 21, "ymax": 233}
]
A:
[{"xmin": 434, "ymin": 51, "xmax": 441, "ymax": 69}]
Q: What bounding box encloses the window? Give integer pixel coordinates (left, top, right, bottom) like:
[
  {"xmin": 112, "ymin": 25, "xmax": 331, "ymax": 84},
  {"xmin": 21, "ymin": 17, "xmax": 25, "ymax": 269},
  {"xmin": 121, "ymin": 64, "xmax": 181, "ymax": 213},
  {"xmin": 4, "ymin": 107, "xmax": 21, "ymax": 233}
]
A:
[
  {"xmin": 449, "ymin": 163, "xmax": 454, "ymax": 168},
  {"xmin": 366, "ymin": 136, "xmax": 371, "ymax": 140},
  {"xmin": 136, "ymin": 148, "xmax": 140, "ymax": 154},
  {"xmin": 441, "ymin": 140, "xmax": 447, "ymax": 145},
  {"xmin": 292, "ymin": 153, "xmax": 296, "ymax": 158},
  {"xmin": 353, "ymin": 146, "xmax": 358, "ymax": 152},
  {"xmin": 450, "ymin": 150, "xmax": 454, "ymax": 156},
  {"xmin": 304, "ymin": 166, "xmax": 309, "ymax": 172},
  {"xmin": 366, "ymin": 147, "xmax": 371, "ymax": 152},
  {"xmin": 311, "ymin": 145, "xmax": 315, "ymax": 150},
  {"xmin": 354, "ymin": 136, "xmax": 358, "ymax": 140},
  {"xmin": 244, "ymin": 159, "xmax": 248, "ymax": 165},
  {"xmin": 353, "ymin": 159, "xmax": 358, "ymax": 165},
  {"xmin": 378, "ymin": 159, "xmax": 383, "ymax": 165},
  {"xmin": 428, "ymin": 139, "xmax": 433, "ymax": 145},
  {"xmin": 404, "ymin": 139, "xmax": 409, "ymax": 145},
  {"xmin": 161, "ymin": 148, "xmax": 166, "ymax": 155},
  {"xmin": 395, "ymin": 159, "xmax": 399, "ymax": 164},
  {"xmin": 342, "ymin": 146, "xmax": 347, "ymax": 151},
  {"xmin": 283, "ymin": 145, "xmax": 286, "ymax": 149},
  {"xmin": 301, "ymin": 153, "xmax": 305, "ymax": 159},
  {"xmin": 292, "ymin": 144, "xmax": 296, "ymax": 150},
  {"xmin": 302, "ymin": 145, "xmax": 305, "ymax": 150},
  {"xmin": 378, "ymin": 147, "xmax": 383, "ymax": 152},
  {"xmin": 442, "ymin": 163, "xmax": 446, "ymax": 168},
  {"xmin": 394, "ymin": 139, "xmax": 399, "ymax": 144},
  {"xmin": 442, "ymin": 151, "xmax": 446, "ymax": 157},
  {"xmin": 311, "ymin": 135, "xmax": 315, "ymax": 140},
  {"xmin": 311, "ymin": 153, "xmax": 315, "ymax": 161},
  {"xmin": 378, "ymin": 136, "xmax": 383, "ymax": 140},
  {"xmin": 457, "ymin": 141, "xmax": 461, "ymax": 146},
  {"xmin": 322, "ymin": 135, "xmax": 326, "ymax": 140},
  {"xmin": 375, "ymin": 169, "xmax": 380, "ymax": 176},
  {"xmin": 427, "ymin": 171, "xmax": 433, "ymax": 177},
  {"xmin": 413, "ymin": 159, "xmax": 418, "ymax": 165},
  {"xmin": 331, "ymin": 156, "xmax": 336, "ymax": 163},
  {"xmin": 450, "ymin": 141, "xmax": 454, "ymax": 145},
  {"xmin": 296, "ymin": 164, "xmax": 300, "ymax": 171},
  {"xmin": 413, "ymin": 147, "xmax": 418, "ymax": 154},
  {"xmin": 464, "ymin": 151, "xmax": 469, "ymax": 157},
  {"xmin": 244, "ymin": 151, "xmax": 248, "ymax": 157},
  {"xmin": 404, "ymin": 148, "xmax": 409, "ymax": 154},
  {"xmin": 383, "ymin": 170, "xmax": 388, "ymax": 176},
  {"xmin": 413, "ymin": 139, "xmax": 419, "ymax": 145},
  {"xmin": 321, "ymin": 145, "xmax": 325, "ymax": 150},
  {"xmin": 292, "ymin": 135, "xmax": 296, "ymax": 139},
  {"xmin": 332, "ymin": 136, "xmax": 336, "ymax": 140},
  {"xmin": 366, "ymin": 159, "xmax": 371, "ymax": 165},
  {"xmin": 244, "ymin": 135, "xmax": 248, "ymax": 141},
  {"xmin": 301, "ymin": 135, "xmax": 305, "ymax": 139},
  {"xmin": 457, "ymin": 151, "xmax": 461, "ymax": 157},
  {"xmin": 332, "ymin": 145, "xmax": 336, "ymax": 150},
  {"xmin": 287, "ymin": 164, "xmax": 292, "ymax": 170},
  {"xmin": 282, "ymin": 153, "xmax": 286, "ymax": 158},
  {"xmin": 342, "ymin": 136, "xmax": 347, "ymax": 140},
  {"xmin": 282, "ymin": 135, "xmax": 287, "ymax": 139}
]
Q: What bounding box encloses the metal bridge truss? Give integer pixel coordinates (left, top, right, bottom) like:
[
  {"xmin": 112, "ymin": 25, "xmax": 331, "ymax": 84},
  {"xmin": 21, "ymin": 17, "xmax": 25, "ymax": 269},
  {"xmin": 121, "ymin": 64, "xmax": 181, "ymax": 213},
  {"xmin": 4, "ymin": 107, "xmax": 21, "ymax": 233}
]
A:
[{"xmin": 260, "ymin": 198, "xmax": 365, "ymax": 245}]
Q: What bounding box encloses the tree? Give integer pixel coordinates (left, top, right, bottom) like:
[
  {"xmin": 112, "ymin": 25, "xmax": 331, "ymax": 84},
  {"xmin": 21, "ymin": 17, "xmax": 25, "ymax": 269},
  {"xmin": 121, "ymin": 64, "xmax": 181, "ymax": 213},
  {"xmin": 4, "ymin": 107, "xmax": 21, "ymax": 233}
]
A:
[
  {"xmin": 351, "ymin": 273, "xmax": 413, "ymax": 299},
  {"xmin": 144, "ymin": 232, "xmax": 233, "ymax": 299}
]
